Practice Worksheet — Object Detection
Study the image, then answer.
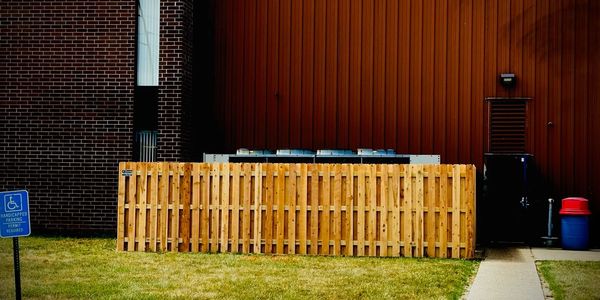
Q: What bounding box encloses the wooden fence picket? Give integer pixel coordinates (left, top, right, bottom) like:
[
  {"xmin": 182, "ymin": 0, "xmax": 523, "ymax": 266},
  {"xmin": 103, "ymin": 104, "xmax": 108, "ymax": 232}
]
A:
[{"xmin": 117, "ymin": 162, "xmax": 126, "ymax": 251}]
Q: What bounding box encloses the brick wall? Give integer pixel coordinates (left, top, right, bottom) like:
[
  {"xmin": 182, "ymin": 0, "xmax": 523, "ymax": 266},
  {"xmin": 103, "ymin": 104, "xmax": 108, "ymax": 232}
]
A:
[
  {"xmin": 158, "ymin": 0, "xmax": 193, "ymax": 161},
  {"xmin": 0, "ymin": 1, "xmax": 136, "ymax": 233}
]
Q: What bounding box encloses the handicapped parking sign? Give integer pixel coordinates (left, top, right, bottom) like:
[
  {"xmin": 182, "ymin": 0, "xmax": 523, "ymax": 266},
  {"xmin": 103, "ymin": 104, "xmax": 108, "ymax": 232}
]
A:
[{"xmin": 0, "ymin": 190, "xmax": 31, "ymax": 238}]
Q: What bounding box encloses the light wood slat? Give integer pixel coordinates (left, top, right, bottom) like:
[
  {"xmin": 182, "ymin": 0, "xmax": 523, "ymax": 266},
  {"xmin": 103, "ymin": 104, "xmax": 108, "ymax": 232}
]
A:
[
  {"xmin": 126, "ymin": 163, "xmax": 137, "ymax": 251},
  {"xmin": 321, "ymin": 164, "xmax": 331, "ymax": 255},
  {"xmin": 310, "ymin": 164, "xmax": 319, "ymax": 255},
  {"xmin": 380, "ymin": 164, "xmax": 388, "ymax": 257},
  {"xmin": 298, "ymin": 164, "xmax": 308, "ymax": 255},
  {"xmin": 439, "ymin": 164, "xmax": 448, "ymax": 258},
  {"xmin": 356, "ymin": 166, "xmax": 366, "ymax": 256},
  {"xmin": 149, "ymin": 163, "xmax": 159, "ymax": 252},
  {"xmin": 276, "ymin": 164, "xmax": 286, "ymax": 254},
  {"xmin": 117, "ymin": 162, "xmax": 126, "ymax": 251},
  {"xmin": 264, "ymin": 163, "xmax": 274, "ymax": 254},
  {"xmin": 137, "ymin": 163, "xmax": 148, "ymax": 252},
  {"xmin": 210, "ymin": 163, "xmax": 220, "ymax": 253},
  {"xmin": 466, "ymin": 165, "xmax": 476, "ymax": 258},
  {"xmin": 403, "ymin": 165, "xmax": 412, "ymax": 257},
  {"xmin": 159, "ymin": 162, "xmax": 169, "ymax": 252},
  {"xmin": 254, "ymin": 163, "xmax": 263, "ymax": 254},
  {"xmin": 200, "ymin": 164, "xmax": 210, "ymax": 252},
  {"xmin": 345, "ymin": 164, "xmax": 354, "ymax": 256},
  {"xmin": 426, "ymin": 165, "xmax": 436, "ymax": 257},
  {"xmin": 368, "ymin": 165, "xmax": 377, "ymax": 257},
  {"xmin": 180, "ymin": 163, "xmax": 192, "ymax": 252},
  {"xmin": 230, "ymin": 163, "xmax": 241, "ymax": 253},
  {"xmin": 170, "ymin": 163, "xmax": 180, "ymax": 252},
  {"xmin": 242, "ymin": 163, "xmax": 252, "ymax": 253},
  {"xmin": 287, "ymin": 164, "xmax": 297, "ymax": 254},
  {"xmin": 391, "ymin": 164, "xmax": 401, "ymax": 256},
  {"xmin": 452, "ymin": 165, "xmax": 461, "ymax": 258},
  {"xmin": 460, "ymin": 164, "xmax": 468, "ymax": 258},
  {"xmin": 221, "ymin": 163, "xmax": 231, "ymax": 252},
  {"xmin": 332, "ymin": 164, "xmax": 342, "ymax": 255},
  {"xmin": 415, "ymin": 164, "xmax": 424, "ymax": 257},
  {"xmin": 191, "ymin": 163, "xmax": 201, "ymax": 252}
]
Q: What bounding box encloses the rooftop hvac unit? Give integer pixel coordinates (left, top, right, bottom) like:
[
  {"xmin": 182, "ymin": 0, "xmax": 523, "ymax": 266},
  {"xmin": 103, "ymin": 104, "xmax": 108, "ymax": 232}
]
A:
[{"xmin": 204, "ymin": 149, "xmax": 440, "ymax": 164}]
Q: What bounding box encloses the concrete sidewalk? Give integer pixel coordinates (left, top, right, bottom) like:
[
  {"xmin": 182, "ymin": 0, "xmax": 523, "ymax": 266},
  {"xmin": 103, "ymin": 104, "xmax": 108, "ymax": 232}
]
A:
[
  {"xmin": 466, "ymin": 247, "xmax": 544, "ymax": 300},
  {"xmin": 531, "ymin": 247, "xmax": 600, "ymax": 261},
  {"xmin": 466, "ymin": 247, "xmax": 600, "ymax": 299}
]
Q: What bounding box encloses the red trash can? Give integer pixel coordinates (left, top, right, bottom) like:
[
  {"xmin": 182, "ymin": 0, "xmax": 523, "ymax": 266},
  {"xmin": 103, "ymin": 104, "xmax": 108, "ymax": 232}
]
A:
[{"xmin": 559, "ymin": 197, "xmax": 591, "ymax": 250}]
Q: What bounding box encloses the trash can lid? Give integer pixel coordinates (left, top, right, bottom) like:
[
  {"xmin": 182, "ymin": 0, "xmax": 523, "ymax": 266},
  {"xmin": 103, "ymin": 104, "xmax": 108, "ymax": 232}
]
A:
[{"xmin": 559, "ymin": 197, "xmax": 591, "ymax": 215}]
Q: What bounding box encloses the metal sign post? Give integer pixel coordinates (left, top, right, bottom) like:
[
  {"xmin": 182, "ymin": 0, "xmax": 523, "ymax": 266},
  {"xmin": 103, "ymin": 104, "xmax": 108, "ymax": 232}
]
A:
[
  {"xmin": 13, "ymin": 237, "xmax": 22, "ymax": 300},
  {"xmin": 0, "ymin": 190, "xmax": 31, "ymax": 300}
]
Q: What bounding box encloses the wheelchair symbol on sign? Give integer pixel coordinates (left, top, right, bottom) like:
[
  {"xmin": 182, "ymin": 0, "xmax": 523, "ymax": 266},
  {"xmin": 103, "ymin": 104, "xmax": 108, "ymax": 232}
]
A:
[{"xmin": 4, "ymin": 194, "xmax": 22, "ymax": 212}]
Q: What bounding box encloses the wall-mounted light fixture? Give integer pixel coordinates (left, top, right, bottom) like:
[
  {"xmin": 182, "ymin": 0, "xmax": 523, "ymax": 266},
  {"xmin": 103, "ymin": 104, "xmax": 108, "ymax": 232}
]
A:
[{"xmin": 499, "ymin": 73, "xmax": 516, "ymax": 89}]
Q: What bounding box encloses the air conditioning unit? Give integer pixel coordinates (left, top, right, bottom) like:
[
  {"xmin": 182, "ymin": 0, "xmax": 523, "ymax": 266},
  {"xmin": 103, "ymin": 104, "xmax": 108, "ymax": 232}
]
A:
[{"xmin": 203, "ymin": 149, "xmax": 440, "ymax": 164}]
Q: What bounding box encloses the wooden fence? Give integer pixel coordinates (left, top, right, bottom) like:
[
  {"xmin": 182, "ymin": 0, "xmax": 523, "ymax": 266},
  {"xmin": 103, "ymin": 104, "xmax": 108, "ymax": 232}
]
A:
[{"xmin": 117, "ymin": 163, "xmax": 476, "ymax": 258}]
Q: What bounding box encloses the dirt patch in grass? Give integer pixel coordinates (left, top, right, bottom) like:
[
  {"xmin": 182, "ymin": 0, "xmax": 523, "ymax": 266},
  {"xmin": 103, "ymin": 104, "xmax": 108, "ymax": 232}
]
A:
[
  {"xmin": 1, "ymin": 237, "xmax": 478, "ymax": 299},
  {"xmin": 537, "ymin": 260, "xmax": 600, "ymax": 300}
]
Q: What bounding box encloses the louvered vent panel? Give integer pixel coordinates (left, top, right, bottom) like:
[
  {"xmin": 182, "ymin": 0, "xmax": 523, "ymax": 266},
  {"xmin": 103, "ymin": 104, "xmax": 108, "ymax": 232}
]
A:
[{"xmin": 489, "ymin": 100, "xmax": 527, "ymax": 153}]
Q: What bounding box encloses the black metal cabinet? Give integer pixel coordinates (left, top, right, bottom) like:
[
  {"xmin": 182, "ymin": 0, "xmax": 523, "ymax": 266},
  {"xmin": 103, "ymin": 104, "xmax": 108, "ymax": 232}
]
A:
[{"xmin": 482, "ymin": 153, "xmax": 537, "ymax": 244}]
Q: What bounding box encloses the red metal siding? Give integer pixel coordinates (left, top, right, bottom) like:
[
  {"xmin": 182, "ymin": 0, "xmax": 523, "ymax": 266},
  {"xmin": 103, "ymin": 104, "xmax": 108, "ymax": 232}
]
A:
[{"xmin": 213, "ymin": 0, "xmax": 600, "ymax": 219}]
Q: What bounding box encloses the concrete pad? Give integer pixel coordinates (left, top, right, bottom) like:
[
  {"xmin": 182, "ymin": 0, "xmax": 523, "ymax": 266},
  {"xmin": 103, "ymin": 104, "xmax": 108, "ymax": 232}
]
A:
[
  {"xmin": 466, "ymin": 248, "xmax": 544, "ymax": 300},
  {"xmin": 531, "ymin": 248, "xmax": 600, "ymax": 261}
]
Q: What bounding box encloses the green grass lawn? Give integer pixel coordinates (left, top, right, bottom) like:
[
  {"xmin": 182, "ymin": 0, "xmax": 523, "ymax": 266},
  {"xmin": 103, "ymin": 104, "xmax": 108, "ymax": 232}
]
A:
[
  {"xmin": 0, "ymin": 237, "xmax": 478, "ymax": 300},
  {"xmin": 537, "ymin": 261, "xmax": 600, "ymax": 300}
]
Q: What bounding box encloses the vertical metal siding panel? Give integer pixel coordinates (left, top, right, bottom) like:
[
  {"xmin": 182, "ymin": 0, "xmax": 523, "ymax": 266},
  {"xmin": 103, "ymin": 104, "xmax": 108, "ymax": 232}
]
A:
[
  {"xmin": 522, "ymin": 0, "xmax": 536, "ymax": 155},
  {"xmin": 483, "ymin": 0, "xmax": 498, "ymax": 152},
  {"xmin": 589, "ymin": 0, "xmax": 600, "ymax": 238},
  {"xmin": 360, "ymin": 0, "xmax": 374, "ymax": 147},
  {"xmin": 337, "ymin": 0, "xmax": 350, "ymax": 148},
  {"xmin": 446, "ymin": 0, "xmax": 459, "ymax": 163},
  {"xmin": 510, "ymin": 0, "xmax": 524, "ymax": 97},
  {"xmin": 325, "ymin": 0, "xmax": 339, "ymax": 149},
  {"xmin": 421, "ymin": 0, "xmax": 435, "ymax": 154},
  {"xmin": 574, "ymin": 0, "xmax": 589, "ymax": 196},
  {"xmin": 243, "ymin": 0, "xmax": 257, "ymax": 148},
  {"xmin": 458, "ymin": 0, "xmax": 472, "ymax": 163},
  {"xmin": 255, "ymin": 0, "xmax": 268, "ymax": 149},
  {"xmin": 535, "ymin": 0, "xmax": 549, "ymax": 184},
  {"xmin": 548, "ymin": 0, "xmax": 562, "ymax": 192},
  {"xmin": 433, "ymin": 0, "xmax": 448, "ymax": 161},
  {"xmin": 497, "ymin": 0, "xmax": 511, "ymax": 99},
  {"xmin": 384, "ymin": 0, "xmax": 399, "ymax": 149},
  {"xmin": 314, "ymin": 0, "xmax": 326, "ymax": 148},
  {"xmin": 224, "ymin": 0, "xmax": 235, "ymax": 149},
  {"xmin": 213, "ymin": 1, "xmax": 222, "ymax": 148},
  {"xmin": 398, "ymin": 0, "xmax": 410, "ymax": 153},
  {"xmin": 279, "ymin": 0, "xmax": 292, "ymax": 147},
  {"xmin": 349, "ymin": 0, "xmax": 362, "ymax": 149},
  {"xmin": 290, "ymin": 0, "xmax": 304, "ymax": 148},
  {"xmin": 409, "ymin": 0, "xmax": 422, "ymax": 154},
  {"xmin": 301, "ymin": 0, "xmax": 315, "ymax": 148},
  {"xmin": 522, "ymin": 0, "xmax": 537, "ymax": 98},
  {"xmin": 233, "ymin": 2, "xmax": 245, "ymax": 149},
  {"xmin": 373, "ymin": 0, "xmax": 386, "ymax": 149},
  {"xmin": 561, "ymin": 0, "xmax": 575, "ymax": 194},
  {"xmin": 471, "ymin": 0, "xmax": 485, "ymax": 167},
  {"xmin": 266, "ymin": 0, "xmax": 280, "ymax": 149}
]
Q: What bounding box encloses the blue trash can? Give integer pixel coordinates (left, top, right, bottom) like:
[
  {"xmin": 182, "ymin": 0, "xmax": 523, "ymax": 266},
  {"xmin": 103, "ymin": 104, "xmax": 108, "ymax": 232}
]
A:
[{"xmin": 560, "ymin": 197, "xmax": 591, "ymax": 250}]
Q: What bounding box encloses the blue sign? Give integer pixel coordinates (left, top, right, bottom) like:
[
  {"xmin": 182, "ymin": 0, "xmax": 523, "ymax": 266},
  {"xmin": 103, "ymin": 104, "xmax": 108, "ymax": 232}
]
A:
[{"xmin": 0, "ymin": 190, "xmax": 31, "ymax": 238}]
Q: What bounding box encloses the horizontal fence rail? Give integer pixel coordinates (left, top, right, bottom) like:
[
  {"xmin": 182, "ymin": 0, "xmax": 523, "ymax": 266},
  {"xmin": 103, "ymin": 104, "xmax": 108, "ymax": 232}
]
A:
[{"xmin": 117, "ymin": 163, "xmax": 476, "ymax": 258}]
